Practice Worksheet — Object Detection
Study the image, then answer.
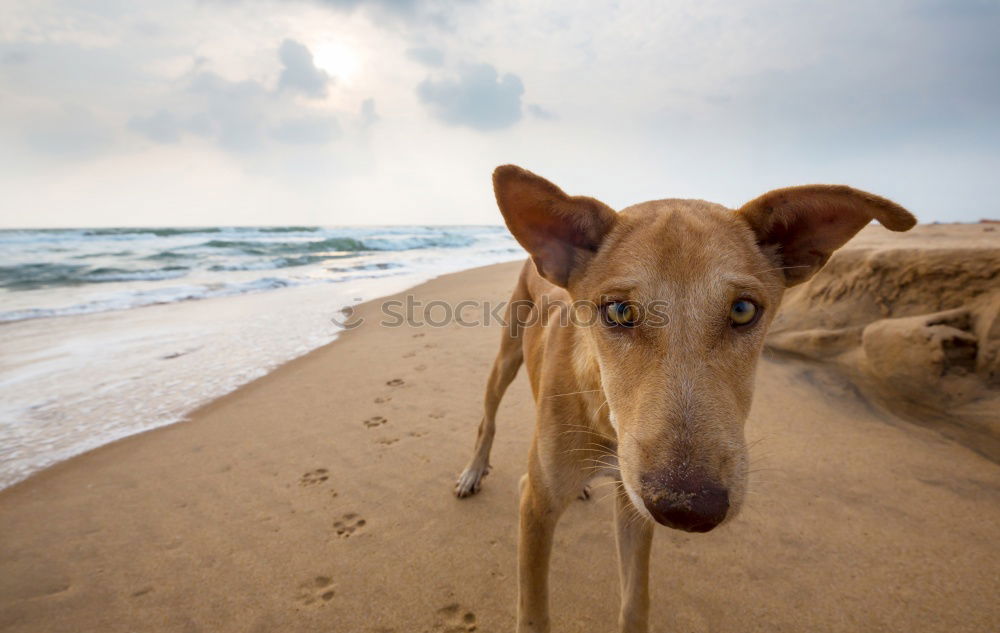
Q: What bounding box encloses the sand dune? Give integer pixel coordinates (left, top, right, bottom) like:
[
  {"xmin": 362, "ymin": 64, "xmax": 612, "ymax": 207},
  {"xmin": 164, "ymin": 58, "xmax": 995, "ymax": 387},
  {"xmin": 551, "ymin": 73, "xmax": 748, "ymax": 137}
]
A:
[
  {"xmin": 767, "ymin": 223, "xmax": 1000, "ymax": 461},
  {"xmin": 1, "ymin": 236, "xmax": 998, "ymax": 632}
]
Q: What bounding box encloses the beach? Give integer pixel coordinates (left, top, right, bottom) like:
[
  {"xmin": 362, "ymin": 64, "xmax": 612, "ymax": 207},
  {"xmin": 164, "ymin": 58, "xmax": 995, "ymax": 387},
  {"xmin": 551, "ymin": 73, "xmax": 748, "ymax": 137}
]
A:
[
  {"xmin": 1, "ymin": 222, "xmax": 999, "ymax": 632},
  {"xmin": 0, "ymin": 226, "xmax": 522, "ymax": 488}
]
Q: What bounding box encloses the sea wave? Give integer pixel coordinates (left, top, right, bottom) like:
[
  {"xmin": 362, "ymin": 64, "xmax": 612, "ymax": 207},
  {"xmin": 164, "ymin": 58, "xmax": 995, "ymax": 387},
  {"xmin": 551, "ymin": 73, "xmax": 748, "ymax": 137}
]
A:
[
  {"xmin": 143, "ymin": 251, "xmax": 188, "ymax": 261},
  {"xmin": 72, "ymin": 250, "xmax": 135, "ymax": 259},
  {"xmin": 83, "ymin": 227, "xmax": 225, "ymax": 237},
  {"xmin": 198, "ymin": 233, "xmax": 476, "ymax": 254},
  {"xmin": 82, "ymin": 266, "xmax": 190, "ymax": 283},
  {"xmin": 0, "ymin": 263, "xmax": 88, "ymax": 290},
  {"xmin": 0, "ymin": 263, "xmax": 191, "ymax": 289},
  {"xmin": 201, "ymin": 237, "xmax": 368, "ymax": 254},
  {"xmin": 0, "ymin": 277, "xmax": 298, "ymax": 322},
  {"xmin": 0, "ymin": 225, "xmax": 518, "ymax": 322},
  {"xmin": 258, "ymin": 226, "xmax": 320, "ymax": 233}
]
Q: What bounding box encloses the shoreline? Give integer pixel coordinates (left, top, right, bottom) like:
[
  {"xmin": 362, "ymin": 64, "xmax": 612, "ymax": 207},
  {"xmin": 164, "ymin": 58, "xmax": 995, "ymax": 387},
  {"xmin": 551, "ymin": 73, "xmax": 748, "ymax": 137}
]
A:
[{"xmin": 0, "ymin": 257, "xmax": 522, "ymax": 490}]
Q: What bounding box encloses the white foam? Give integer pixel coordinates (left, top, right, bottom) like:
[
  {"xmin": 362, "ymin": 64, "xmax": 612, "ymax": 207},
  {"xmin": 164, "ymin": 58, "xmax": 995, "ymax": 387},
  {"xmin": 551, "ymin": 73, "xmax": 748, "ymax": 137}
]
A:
[{"xmin": 0, "ymin": 255, "xmax": 523, "ymax": 489}]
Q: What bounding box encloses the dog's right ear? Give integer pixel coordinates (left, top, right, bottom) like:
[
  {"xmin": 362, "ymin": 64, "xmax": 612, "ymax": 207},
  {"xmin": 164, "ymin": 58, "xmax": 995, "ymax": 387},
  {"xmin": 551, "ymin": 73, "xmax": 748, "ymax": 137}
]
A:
[{"xmin": 493, "ymin": 165, "xmax": 617, "ymax": 288}]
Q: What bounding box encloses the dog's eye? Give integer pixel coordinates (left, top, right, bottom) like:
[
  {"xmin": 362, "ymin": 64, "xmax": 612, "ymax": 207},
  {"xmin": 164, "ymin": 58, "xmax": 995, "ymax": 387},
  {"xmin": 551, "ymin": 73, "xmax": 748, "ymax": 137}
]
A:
[
  {"xmin": 605, "ymin": 301, "xmax": 638, "ymax": 327},
  {"xmin": 729, "ymin": 299, "xmax": 758, "ymax": 326}
]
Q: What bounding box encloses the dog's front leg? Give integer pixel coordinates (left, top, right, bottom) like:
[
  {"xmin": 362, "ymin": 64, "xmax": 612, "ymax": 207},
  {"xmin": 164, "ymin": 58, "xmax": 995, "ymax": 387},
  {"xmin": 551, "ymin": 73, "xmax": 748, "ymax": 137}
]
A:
[
  {"xmin": 614, "ymin": 486, "xmax": 653, "ymax": 633},
  {"xmin": 517, "ymin": 464, "xmax": 571, "ymax": 633}
]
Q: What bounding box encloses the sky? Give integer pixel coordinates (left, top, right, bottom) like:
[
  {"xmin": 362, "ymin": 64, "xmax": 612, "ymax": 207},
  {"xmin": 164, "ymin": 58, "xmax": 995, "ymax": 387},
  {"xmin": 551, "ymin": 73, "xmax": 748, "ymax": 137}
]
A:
[{"xmin": 1, "ymin": 0, "xmax": 998, "ymax": 228}]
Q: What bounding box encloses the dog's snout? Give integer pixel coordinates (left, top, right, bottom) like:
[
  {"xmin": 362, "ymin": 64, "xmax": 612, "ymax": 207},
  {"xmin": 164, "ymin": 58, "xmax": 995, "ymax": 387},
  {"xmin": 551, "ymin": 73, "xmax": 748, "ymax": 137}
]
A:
[{"xmin": 641, "ymin": 474, "xmax": 729, "ymax": 533}]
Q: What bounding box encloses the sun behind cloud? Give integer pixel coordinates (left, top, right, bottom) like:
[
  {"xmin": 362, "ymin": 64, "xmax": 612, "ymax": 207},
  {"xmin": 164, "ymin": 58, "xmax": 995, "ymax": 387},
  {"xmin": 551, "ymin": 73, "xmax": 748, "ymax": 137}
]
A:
[{"xmin": 312, "ymin": 41, "xmax": 361, "ymax": 82}]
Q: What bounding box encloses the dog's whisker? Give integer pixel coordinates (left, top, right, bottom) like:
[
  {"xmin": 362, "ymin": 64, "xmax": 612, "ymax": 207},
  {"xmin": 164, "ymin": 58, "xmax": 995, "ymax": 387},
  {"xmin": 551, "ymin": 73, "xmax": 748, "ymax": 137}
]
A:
[
  {"xmin": 579, "ymin": 453, "xmax": 618, "ymax": 463},
  {"xmin": 544, "ymin": 389, "xmax": 604, "ymax": 399},
  {"xmin": 598, "ymin": 481, "xmax": 624, "ymax": 503},
  {"xmin": 555, "ymin": 432, "xmax": 618, "ymax": 448},
  {"xmin": 589, "ymin": 478, "xmax": 623, "ymax": 490},
  {"xmin": 579, "ymin": 461, "xmax": 614, "ymax": 470},
  {"xmin": 581, "ymin": 457, "xmax": 617, "ymax": 466},
  {"xmin": 589, "ymin": 480, "xmax": 622, "ymax": 494},
  {"xmin": 594, "ymin": 482, "xmax": 626, "ymax": 504},
  {"xmin": 580, "ymin": 441, "xmax": 617, "ymax": 451},
  {"xmin": 564, "ymin": 444, "xmax": 619, "ymax": 460},
  {"xmin": 560, "ymin": 443, "xmax": 618, "ymax": 460},
  {"xmin": 745, "ymin": 435, "xmax": 773, "ymax": 450},
  {"xmin": 593, "ymin": 399, "xmax": 609, "ymax": 417},
  {"xmin": 560, "ymin": 446, "xmax": 613, "ymax": 456},
  {"xmin": 580, "ymin": 455, "xmax": 618, "ymax": 464},
  {"xmin": 581, "ymin": 459, "xmax": 620, "ymax": 471},
  {"xmin": 592, "ymin": 479, "xmax": 625, "ymax": 492},
  {"xmin": 750, "ymin": 263, "xmax": 812, "ymax": 276},
  {"xmin": 622, "ymin": 499, "xmax": 646, "ymax": 530},
  {"xmin": 557, "ymin": 423, "xmax": 619, "ymax": 444},
  {"xmin": 581, "ymin": 457, "xmax": 621, "ymax": 472},
  {"xmin": 578, "ymin": 458, "xmax": 618, "ymax": 470}
]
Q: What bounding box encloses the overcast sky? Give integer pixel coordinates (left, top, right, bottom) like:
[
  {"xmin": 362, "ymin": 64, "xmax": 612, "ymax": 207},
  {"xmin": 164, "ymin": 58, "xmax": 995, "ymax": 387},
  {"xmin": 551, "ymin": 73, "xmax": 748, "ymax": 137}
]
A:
[{"xmin": 1, "ymin": 0, "xmax": 998, "ymax": 227}]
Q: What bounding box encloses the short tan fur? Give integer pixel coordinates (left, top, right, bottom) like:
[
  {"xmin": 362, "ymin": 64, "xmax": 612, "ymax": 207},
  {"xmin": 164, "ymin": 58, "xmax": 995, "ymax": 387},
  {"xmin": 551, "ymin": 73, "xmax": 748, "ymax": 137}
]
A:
[{"xmin": 455, "ymin": 165, "xmax": 916, "ymax": 633}]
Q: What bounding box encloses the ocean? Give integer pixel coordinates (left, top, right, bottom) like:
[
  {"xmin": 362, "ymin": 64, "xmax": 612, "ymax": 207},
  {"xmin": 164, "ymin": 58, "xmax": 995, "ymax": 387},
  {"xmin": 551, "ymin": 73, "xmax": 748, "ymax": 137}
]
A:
[{"xmin": 0, "ymin": 226, "xmax": 524, "ymax": 488}]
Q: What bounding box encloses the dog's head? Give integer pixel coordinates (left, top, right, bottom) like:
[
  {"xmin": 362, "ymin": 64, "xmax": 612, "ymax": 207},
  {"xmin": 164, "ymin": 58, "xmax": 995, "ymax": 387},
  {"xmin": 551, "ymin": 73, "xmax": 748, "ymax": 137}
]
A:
[{"xmin": 493, "ymin": 164, "xmax": 915, "ymax": 533}]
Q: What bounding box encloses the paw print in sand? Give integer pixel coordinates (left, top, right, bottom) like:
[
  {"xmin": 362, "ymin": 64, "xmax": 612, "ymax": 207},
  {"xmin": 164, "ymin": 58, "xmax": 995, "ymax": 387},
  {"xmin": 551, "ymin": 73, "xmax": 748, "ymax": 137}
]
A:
[
  {"xmin": 333, "ymin": 513, "xmax": 366, "ymax": 538},
  {"xmin": 364, "ymin": 416, "xmax": 387, "ymax": 428},
  {"xmin": 299, "ymin": 469, "xmax": 329, "ymax": 486},
  {"xmin": 295, "ymin": 576, "xmax": 335, "ymax": 607},
  {"xmin": 436, "ymin": 603, "xmax": 477, "ymax": 632}
]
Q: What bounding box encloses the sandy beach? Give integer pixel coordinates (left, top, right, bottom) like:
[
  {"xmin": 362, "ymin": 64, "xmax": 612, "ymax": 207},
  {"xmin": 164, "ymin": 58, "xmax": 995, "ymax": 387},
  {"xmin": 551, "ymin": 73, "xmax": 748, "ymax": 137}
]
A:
[
  {"xmin": 0, "ymin": 225, "xmax": 521, "ymax": 489},
  {"xmin": 1, "ymin": 227, "xmax": 998, "ymax": 633}
]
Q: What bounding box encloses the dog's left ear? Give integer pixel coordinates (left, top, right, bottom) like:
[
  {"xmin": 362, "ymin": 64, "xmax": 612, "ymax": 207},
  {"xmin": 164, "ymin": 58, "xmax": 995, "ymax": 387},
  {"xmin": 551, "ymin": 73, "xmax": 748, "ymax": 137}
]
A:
[
  {"xmin": 738, "ymin": 185, "xmax": 916, "ymax": 287},
  {"xmin": 493, "ymin": 165, "xmax": 617, "ymax": 288}
]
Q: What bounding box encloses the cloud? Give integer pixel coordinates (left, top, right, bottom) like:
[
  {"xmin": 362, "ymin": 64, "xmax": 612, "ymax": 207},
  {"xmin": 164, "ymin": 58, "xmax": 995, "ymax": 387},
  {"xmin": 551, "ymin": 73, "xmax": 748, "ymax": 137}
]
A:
[
  {"xmin": 314, "ymin": 0, "xmax": 417, "ymax": 7},
  {"xmin": 526, "ymin": 104, "xmax": 556, "ymax": 121},
  {"xmin": 3, "ymin": 0, "xmax": 998, "ymax": 226},
  {"xmin": 270, "ymin": 116, "xmax": 342, "ymax": 144},
  {"xmin": 360, "ymin": 98, "xmax": 379, "ymax": 127},
  {"xmin": 417, "ymin": 64, "xmax": 524, "ymax": 131},
  {"xmin": 186, "ymin": 71, "xmax": 273, "ymax": 152},
  {"xmin": 313, "ymin": 0, "xmax": 416, "ymax": 7},
  {"xmin": 128, "ymin": 109, "xmax": 183, "ymax": 144},
  {"xmin": 673, "ymin": 6, "xmax": 1000, "ymax": 154},
  {"xmin": 127, "ymin": 71, "xmax": 320, "ymax": 152},
  {"xmin": 310, "ymin": 0, "xmax": 439, "ymax": 21},
  {"xmin": 126, "ymin": 39, "xmax": 351, "ymax": 152},
  {"xmin": 406, "ymin": 46, "xmax": 444, "ymax": 67},
  {"xmin": 278, "ymin": 39, "xmax": 331, "ymax": 98}
]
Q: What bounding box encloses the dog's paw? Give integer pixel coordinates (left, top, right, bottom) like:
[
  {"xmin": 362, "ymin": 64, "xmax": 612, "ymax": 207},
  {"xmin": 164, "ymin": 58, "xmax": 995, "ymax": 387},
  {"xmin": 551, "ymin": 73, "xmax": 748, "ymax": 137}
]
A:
[
  {"xmin": 578, "ymin": 484, "xmax": 592, "ymax": 501},
  {"xmin": 454, "ymin": 464, "xmax": 490, "ymax": 498}
]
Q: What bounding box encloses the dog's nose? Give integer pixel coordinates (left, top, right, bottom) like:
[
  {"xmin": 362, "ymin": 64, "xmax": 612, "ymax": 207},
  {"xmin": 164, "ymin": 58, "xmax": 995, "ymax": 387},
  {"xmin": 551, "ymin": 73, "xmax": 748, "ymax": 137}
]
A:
[{"xmin": 642, "ymin": 475, "xmax": 729, "ymax": 533}]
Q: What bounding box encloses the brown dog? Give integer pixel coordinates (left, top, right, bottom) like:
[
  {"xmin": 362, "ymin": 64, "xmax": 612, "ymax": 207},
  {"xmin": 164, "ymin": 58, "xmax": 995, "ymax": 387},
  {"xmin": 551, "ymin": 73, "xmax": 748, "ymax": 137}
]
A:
[{"xmin": 455, "ymin": 165, "xmax": 915, "ymax": 632}]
